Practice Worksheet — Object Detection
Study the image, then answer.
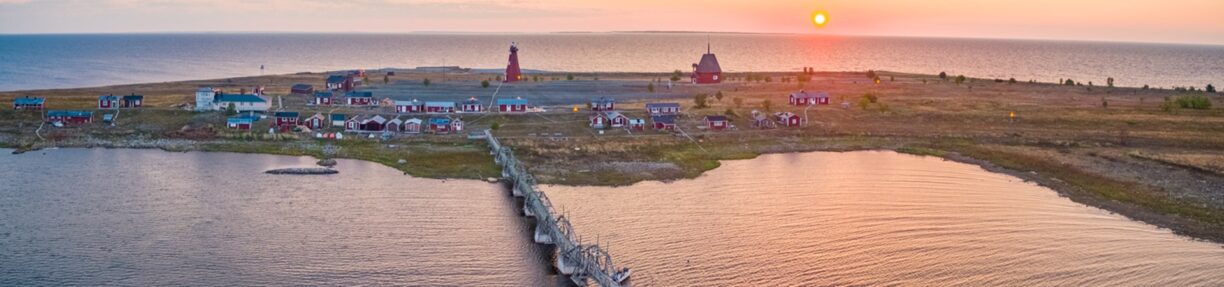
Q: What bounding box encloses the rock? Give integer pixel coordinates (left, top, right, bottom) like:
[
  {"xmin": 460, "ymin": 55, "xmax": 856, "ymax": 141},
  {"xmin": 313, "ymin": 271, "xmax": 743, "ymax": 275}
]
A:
[
  {"xmin": 398, "ymin": 159, "xmax": 407, "ymax": 164},
  {"xmin": 317, "ymin": 158, "xmax": 337, "ymax": 167},
  {"xmin": 266, "ymin": 168, "xmax": 338, "ymax": 175}
]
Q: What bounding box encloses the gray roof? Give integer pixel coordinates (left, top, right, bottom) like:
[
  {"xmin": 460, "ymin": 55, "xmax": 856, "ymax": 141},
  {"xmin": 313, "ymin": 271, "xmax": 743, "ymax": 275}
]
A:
[
  {"xmin": 646, "ymin": 103, "xmax": 680, "ymax": 109},
  {"xmin": 694, "ymin": 53, "xmax": 722, "ymax": 74}
]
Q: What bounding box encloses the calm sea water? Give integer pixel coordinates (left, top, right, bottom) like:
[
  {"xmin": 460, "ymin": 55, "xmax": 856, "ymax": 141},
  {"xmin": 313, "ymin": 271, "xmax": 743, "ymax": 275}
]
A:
[
  {"xmin": 545, "ymin": 151, "xmax": 1224, "ymax": 286},
  {"xmin": 0, "ymin": 33, "xmax": 1221, "ymax": 92},
  {"xmin": 3, "ymin": 149, "xmax": 1222, "ymax": 286}
]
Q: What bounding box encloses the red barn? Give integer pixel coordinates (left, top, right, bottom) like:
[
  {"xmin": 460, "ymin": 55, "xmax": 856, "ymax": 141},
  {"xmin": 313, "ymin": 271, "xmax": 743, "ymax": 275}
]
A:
[
  {"xmin": 691, "ymin": 43, "xmax": 722, "ymax": 84},
  {"xmin": 505, "ymin": 43, "xmax": 523, "ymax": 83},
  {"xmin": 704, "ymin": 115, "xmax": 729, "ymax": 130}
]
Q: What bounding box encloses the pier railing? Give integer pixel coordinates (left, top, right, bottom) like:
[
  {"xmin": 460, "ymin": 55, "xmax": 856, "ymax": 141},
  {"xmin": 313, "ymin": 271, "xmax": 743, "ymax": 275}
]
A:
[{"xmin": 484, "ymin": 129, "xmax": 628, "ymax": 287}]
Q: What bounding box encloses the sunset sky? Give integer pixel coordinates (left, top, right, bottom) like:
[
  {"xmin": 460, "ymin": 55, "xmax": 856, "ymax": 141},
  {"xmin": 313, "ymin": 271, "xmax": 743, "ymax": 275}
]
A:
[{"xmin": 1, "ymin": 0, "xmax": 1222, "ymax": 45}]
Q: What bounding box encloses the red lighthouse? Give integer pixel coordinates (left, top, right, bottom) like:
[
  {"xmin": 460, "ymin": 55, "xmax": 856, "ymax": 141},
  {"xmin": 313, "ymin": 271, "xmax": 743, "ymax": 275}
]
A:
[
  {"xmin": 505, "ymin": 42, "xmax": 523, "ymax": 83},
  {"xmin": 691, "ymin": 42, "xmax": 723, "ymax": 84}
]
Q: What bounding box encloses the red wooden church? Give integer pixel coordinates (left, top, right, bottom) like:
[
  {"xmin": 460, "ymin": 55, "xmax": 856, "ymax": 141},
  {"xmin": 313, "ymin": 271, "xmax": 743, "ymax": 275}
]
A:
[
  {"xmin": 691, "ymin": 43, "xmax": 722, "ymax": 84},
  {"xmin": 505, "ymin": 43, "xmax": 523, "ymax": 83}
]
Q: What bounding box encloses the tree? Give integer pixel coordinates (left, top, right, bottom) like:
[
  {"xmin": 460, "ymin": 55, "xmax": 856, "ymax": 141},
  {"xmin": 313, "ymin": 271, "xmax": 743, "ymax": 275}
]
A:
[
  {"xmin": 566, "ymin": 74, "xmax": 575, "ymax": 81},
  {"xmin": 670, "ymin": 70, "xmax": 683, "ymax": 82},
  {"xmin": 383, "ymin": 74, "xmax": 389, "ymax": 85},
  {"xmin": 763, "ymin": 99, "xmax": 773, "ymax": 111},
  {"xmin": 733, "ymin": 97, "xmax": 743, "ymax": 108},
  {"xmin": 1207, "ymin": 84, "xmax": 1216, "ymax": 93},
  {"xmin": 647, "ymin": 82, "xmax": 655, "ymax": 93},
  {"xmin": 939, "ymin": 72, "xmax": 947, "ymax": 80},
  {"xmin": 866, "ymin": 70, "xmax": 877, "ymax": 80},
  {"xmin": 423, "ymin": 78, "xmax": 431, "ymax": 86},
  {"xmin": 1107, "ymin": 77, "xmax": 1115, "ymax": 88},
  {"xmin": 481, "ymin": 80, "xmax": 490, "ymax": 88},
  {"xmin": 955, "ymin": 75, "xmax": 966, "ymax": 85},
  {"xmin": 694, "ymin": 94, "xmax": 709, "ymax": 108},
  {"xmin": 1009, "ymin": 78, "xmax": 1017, "ymax": 84},
  {"xmin": 715, "ymin": 91, "xmax": 724, "ymax": 101},
  {"xmin": 225, "ymin": 103, "xmax": 237, "ymax": 115},
  {"xmin": 1064, "ymin": 79, "xmax": 1076, "ymax": 86}
]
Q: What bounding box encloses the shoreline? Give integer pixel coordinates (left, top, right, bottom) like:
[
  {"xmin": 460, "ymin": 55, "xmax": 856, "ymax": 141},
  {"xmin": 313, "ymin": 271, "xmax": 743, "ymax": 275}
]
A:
[{"xmin": 1, "ymin": 69, "xmax": 1221, "ymax": 244}]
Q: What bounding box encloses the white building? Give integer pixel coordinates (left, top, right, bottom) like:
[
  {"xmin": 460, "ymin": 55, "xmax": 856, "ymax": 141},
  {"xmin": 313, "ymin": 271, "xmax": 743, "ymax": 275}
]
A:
[
  {"xmin": 195, "ymin": 87, "xmax": 217, "ymax": 111},
  {"xmin": 213, "ymin": 93, "xmax": 270, "ymax": 112}
]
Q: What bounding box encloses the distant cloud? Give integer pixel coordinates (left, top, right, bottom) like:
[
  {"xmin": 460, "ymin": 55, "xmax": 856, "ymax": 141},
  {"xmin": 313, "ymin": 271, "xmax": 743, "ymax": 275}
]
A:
[{"xmin": 0, "ymin": 0, "xmax": 33, "ymax": 4}]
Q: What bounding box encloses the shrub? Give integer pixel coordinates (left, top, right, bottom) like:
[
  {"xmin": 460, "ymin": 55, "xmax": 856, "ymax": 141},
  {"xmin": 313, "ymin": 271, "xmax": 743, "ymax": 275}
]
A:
[
  {"xmin": 1107, "ymin": 77, "xmax": 1115, "ymax": 88},
  {"xmin": 490, "ymin": 122, "xmax": 501, "ymax": 130},
  {"xmin": 670, "ymin": 70, "xmax": 683, "ymax": 82},
  {"xmin": 647, "ymin": 82, "xmax": 655, "ymax": 93},
  {"xmin": 864, "ymin": 93, "xmax": 878, "ymax": 103},
  {"xmin": 694, "ymin": 94, "xmax": 709, "ymax": 108},
  {"xmin": 566, "ymin": 74, "xmax": 575, "ymax": 81},
  {"xmin": 226, "ymin": 103, "xmax": 237, "ymax": 115},
  {"xmin": 1064, "ymin": 79, "xmax": 1075, "ymax": 86},
  {"xmin": 939, "ymin": 72, "xmax": 947, "ymax": 80},
  {"xmin": 764, "ymin": 76, "xmax": 773, "ymax": 83},
  {"xmin": 715, "ymin": 91, "xmax": 724, "ymax": 101},
  {"xmin": 866, "ymin": 70, "xmax": 877, "ymax": 80},
  {"xmin": 1207, "ymin": 84, "xmax": 1216, "ymax": 93},
  {"xmin": 955, "ymin": 75, "xmax": 966, "ymax": 85},
  {"xmin": 1009, "ymin": 78, "xmax": 1017, "ymax": 84},
  {"xmin": 423, "ymin": 78, "xmax": 431, "ymax": 86},
  {"xmin": 481, "ymin": 80, "xmax": 490, "ymax": 88},
  {"xmin": 724, "ymin": 108, "xmax": 736, "ymax": 117},
  {"xmin": 1174, "ymin": 95, "xmax": 1213, "ymax": 109}
]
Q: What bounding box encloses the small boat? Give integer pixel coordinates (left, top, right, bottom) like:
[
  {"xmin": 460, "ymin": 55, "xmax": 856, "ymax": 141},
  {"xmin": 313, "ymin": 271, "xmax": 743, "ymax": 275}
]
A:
[{"xmin": 612, "ymin": 267, "xmax": 632, "ymax": 283}]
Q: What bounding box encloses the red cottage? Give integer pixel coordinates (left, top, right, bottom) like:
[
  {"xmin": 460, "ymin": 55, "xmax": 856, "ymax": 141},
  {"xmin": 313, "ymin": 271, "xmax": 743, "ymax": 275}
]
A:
[
  {"xmin": 589, "ymin": 113, "xmax": 609, "ymax": 128},
  {"xmin": 327, "ymin": 75, "xmax": 355, "ymax": 92},
  {"xmin": 425, "ymin": 101, "xmax": 455, "ymax": 114},
  {"xmin": 313, "ymin": 92, "xmax": 334, "ymax": 106},
  {"xmin": 274, "ymin": 111, "xmax": 300, "ymax": 128},
  {"xmin": 628, "ymin": 119, "xmax": 646, "ymax": 131},
  {"xmin": 789, "ymin": 90, "xmax": 830, "ymax": 106},
  {"xmin": 120, "ymin": 94, "xmax": 143, "ymax": 108},
  {"xmin": 47, "ymin": 110, "xmax": 93, "ymax": 125},
  {"xmin": 13, "ymin": 97, "xmax": 45, "ymax": 110},
  {"xmin": 651, "ymin": 115, "xmax": 677, "ymax": 131},
  {"xmin": 98, "ymin": 95, "xmax": 119, "ymax": 109},
  {"xmin": 304, "ymin": 113, "xmax": 326, "ymax": 129},
  {"xmin": 395, "ymin": 100, "xmax": 424, "ymax": 113},
  {"xmin": 461, "ymin": 98, "xmax": 484, "ymax": 113},
  {"xmin": 775, "ymin": 112, "xmax": 802, "ymax": 127},
  {"xmin": 590, "ymin": 97, "xmax": 615, "ymax": 111},
  {"xmin": 606, "ymin": 111, "xmax": 629, "ymax": 128},
  {"xmin": 691, "ymin": 43, "xmax": 722, "ymax": 84},
  {"xmin": 497, "ymin": 98, "xmax": 528, "ymax": 113},
  {"xmin": 345, "ymin": 91, "xmax": 374, "ymax": 106},
  {"xmin": 704, "ymin": 115, "xmax": 729, "ymax": 130},
  {"xmin": 505, "ymin": 43, "xmax": 523, "ymax": 83},
  {"xmin": 646, "ymin": 103, "xmax": 681, "ymax": 115}
]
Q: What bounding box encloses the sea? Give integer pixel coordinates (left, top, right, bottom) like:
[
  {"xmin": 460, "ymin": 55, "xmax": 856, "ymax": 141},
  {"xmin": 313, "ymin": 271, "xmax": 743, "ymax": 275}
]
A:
[
  {"xmin": 0, "ymin": 33, "xmax": 1221, "ymax": 92},
  {"xmin": 2, "ymin": 149, "xmax": 1222, "ymax": 286}
]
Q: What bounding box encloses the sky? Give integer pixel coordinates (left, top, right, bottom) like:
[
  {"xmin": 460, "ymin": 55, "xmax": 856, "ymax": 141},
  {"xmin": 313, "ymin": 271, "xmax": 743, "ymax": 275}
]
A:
[{"xmin": 1, "ymin": 0, "xmax": 1222, "ymax": 45}]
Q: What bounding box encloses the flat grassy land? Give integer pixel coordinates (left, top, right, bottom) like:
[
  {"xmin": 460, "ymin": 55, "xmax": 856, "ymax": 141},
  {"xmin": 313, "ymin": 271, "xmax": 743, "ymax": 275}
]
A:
[{"xmin": 2, "ymin": 68, "xmax": 1222, "ymax": 243}]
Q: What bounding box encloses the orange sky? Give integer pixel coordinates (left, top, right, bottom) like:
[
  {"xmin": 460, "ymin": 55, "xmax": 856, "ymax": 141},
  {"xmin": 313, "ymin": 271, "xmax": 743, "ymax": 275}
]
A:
[{"xmin": 1, "ymin": 0, "xmax": 1222, "ymax": 45}]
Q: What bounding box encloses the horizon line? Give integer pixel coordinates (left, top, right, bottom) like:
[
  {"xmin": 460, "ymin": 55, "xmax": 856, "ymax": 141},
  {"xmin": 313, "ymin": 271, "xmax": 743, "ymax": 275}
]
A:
[{"xmin": 0, "ymin": 30, "xmax": 1221, "ymax": 47}]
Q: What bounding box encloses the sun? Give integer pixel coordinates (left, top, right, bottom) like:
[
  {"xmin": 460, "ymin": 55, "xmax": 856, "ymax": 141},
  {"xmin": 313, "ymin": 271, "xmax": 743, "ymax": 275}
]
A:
[{"xmin": 811, "ymin": 11, "xmax": 829, "ymax": 28}]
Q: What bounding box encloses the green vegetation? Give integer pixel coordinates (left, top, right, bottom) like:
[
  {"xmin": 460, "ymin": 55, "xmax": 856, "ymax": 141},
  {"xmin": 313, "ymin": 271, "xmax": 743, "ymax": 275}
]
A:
[
  {"xmin": 423, "ymin": 78, "xmax": 431, "ymax": 86},
  {"xmin": 490, "ymin": 122, "xmax": 501, "ymax": 130},
  {"xmin": 1208, "ymin": 84, "xmax": 1216, "ymax": 93},
  {"xmin": 647, "ymin": 82, "xmax": 655, "ymax": 93},
  {"xmin": 481, "ymin": 80, "xmax": 490, "ymax": 88},
  {"xmin": 715, "ymin": 91, "xmax": 725, "ymax": 101},
  {"xmin": 1174, "ymin": 94, "xmax": 1213, "ymax": 109},
  {"xmin": 1107, "ymin": 77, "xmax": 1115, "ymax": 88},
  {"xmin": 694, "ymin": 93, "xmax": 709, "ymax": 109},
  {"xmin": 566, "ymin": 74, "xmax": 575, "ymax": 81},
  {"xmin": 955, "ymin": 75, "xmax": 966, "ymax": 85},
  {"xmin": 225, "ymin": 103, "xmax": 236, "ymax": 115},
  {"xmin": 1064, "ymin": 79, "xmax": 1076, "ymax": 86},
  {"xmin": 670, "ymin": 70, "xmax": 682, "ymax": 82},
  {"xmin": 938, "ymin": 71, "xmax": 947, "ymax": 80}
]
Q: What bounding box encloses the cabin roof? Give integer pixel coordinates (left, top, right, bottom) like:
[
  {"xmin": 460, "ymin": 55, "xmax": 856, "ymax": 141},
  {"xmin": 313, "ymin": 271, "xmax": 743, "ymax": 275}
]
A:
[
  {"xmin": 705, "ymin": 115, "xmax": 728, "ymax": 122},
  {"xmin": 651, "ymin": 115, "xmax": 677, "ymax": 124},
  {"xmin": 215, "ymin": 94, "xmax": 266, "ymax": 103},
  {"xmin": 330, "ymin": 114, "xmax": 346, "ymax": 121},
  {"xmin": 291, "ymin": 84, "xmax": 313, "ymax": 91},
  {"xmin": 345, "ymin": 91, "xmax": 373, "ymax": 98},
  {"xmin": 646, "ymin": 103, "xmax": 680, "ymax": 109},
  {"xmin": 405, "ymin": 118, "xmax": 423, "ymax": 124},
  {"xmin": 497, "ymin": 98, "xmax": 528, "ymax": 105},
  {"xmin": 313, "ymin": 91, "xmax": 334, "ymax": 98},
  {"xmin": 274, "ymin": 111, "xmax": 299, "ymax": 118},
  {"xmin": 791, "ymin": 90, "xmax": 829, "ymax": 98},
  {"xmin": 425, "ymin": 101, "xmax": 454, "ymax": 107},
  {"xmin": 47, "ymin": 110, "xmax": 92, "ymax": 117},
  {"xmin": 429, "ymin": 117, "xmax": 451, "ymax": 125},
  {"xmin": 394, "ymin": 100, "xmax": 421, "ymax": 105},
  {"xmin": 592, "ymin": 97, "xmax": 615, "ymax": 104},
  {"xmin": 227, "ymin": 117, "xmax": 254, "ymax": 124},
  {"xmin": 122, "ymin": 94, "xmax": 143, "ymax": 100},
  {"xmin": 14, "ymin": 97, "xmax": 45, "ymax": 105},
  {"xmin": 99, "ymin": 95, "xmax": 119, "ymax": 101},
  {"xmin": 326, "ymin": 75, "xmax": 347, "ymax": 83}
]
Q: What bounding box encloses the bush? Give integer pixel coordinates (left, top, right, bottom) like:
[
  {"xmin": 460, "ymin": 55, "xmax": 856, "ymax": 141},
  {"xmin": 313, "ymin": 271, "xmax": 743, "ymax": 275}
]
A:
[
  {"xmin": 1064, "ymin": 79, "xmax": 1075, "ymax": 86},
  {"xmin": 1107, "ymin": 77, "xmax": 1115, "ymax": 88},
  {"xmin": 481, "ymin": 80, "xmax": 490, "ymax": 88},
  {"xmin": 423, "ymin": 78, "xmax": 431, "ymax": 86},
  {"xmin": 670, "ymin": 70, "xmax": 683, "ymax": 82},
  {"xmin": 866, "ymin": 70, "xmax": 877, "ymax": 80},
  {"xmin": 955, "ymin": 75, "xmax": 966, "ymax": 85},
  {"xmin": 764, "ymin": 76, "xmax": 773, "ymax": 83},
  {"xmin": 1207, "ymin": 84, "xmax": 1216, "ymax": 93},
  {"xmin": 1009, "ymin": 78, "xmax": 1017, "ymax": 84},
  {"xmin": 1174, "ymin": 95, "xmax": 1213, "ymax": 109},
  {"xmin": 864, "ymin": 93, "xmax": 878, "ymax": 103},
  {"xmin": 715, "ymin": 91, "xmax": 724, "ymax": 101},
  {"xmin": 939, "ymin": 72, "xmax": 947, "ymax": 80},
  {"xmin": 694, "ymin": 94, "xmax": 709, "ymax": 109},
  {"xmin": 566, "ymin": 74, "xmax": 575, "ymax": 81},
  {"xmin": 724, "ymin": 108, "xmax": 736, "ymax": 117},
  {"xmin": 490, "ymin": 122, "xmax": 501, "ymax": 130},
  {"xmin": 647, "ymin": 82, "xmax": 655, "ymax": 93}
]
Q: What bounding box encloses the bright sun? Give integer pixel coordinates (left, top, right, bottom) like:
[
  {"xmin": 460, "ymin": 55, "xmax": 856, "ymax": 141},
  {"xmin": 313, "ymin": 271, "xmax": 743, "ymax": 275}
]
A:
[{"xmin": 812, "ymin": 11, "xmax": 829, "ymax": 28}]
